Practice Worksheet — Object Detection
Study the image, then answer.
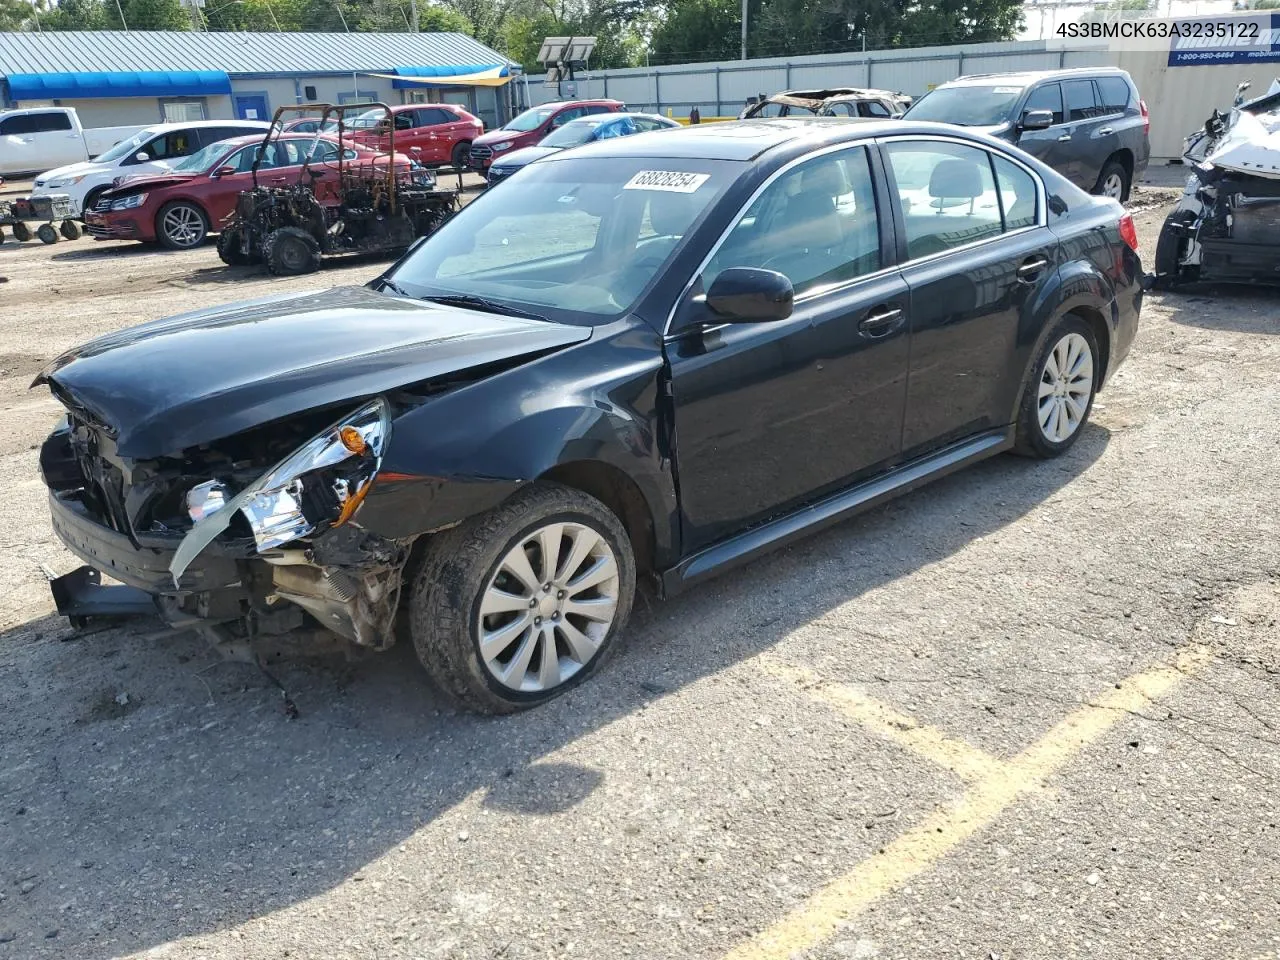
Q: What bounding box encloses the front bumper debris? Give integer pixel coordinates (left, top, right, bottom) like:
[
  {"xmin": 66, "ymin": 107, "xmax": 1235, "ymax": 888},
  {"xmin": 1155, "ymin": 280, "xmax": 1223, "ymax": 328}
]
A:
[{"xmin": 50, "ymin": 565, "xmax": 156, "ymax": 628}]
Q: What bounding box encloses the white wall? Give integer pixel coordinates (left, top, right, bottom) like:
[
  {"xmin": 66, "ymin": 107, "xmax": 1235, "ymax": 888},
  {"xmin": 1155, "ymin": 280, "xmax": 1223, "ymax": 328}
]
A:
[{"xmin": 12, "ymin": 95, "xmax": 235, "ymax": 127}]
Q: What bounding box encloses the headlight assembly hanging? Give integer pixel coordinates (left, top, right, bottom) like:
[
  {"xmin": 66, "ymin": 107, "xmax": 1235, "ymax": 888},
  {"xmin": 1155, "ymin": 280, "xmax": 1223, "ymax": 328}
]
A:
[{"xmin": 169, "ymin": 398, "xmax": 391, "ymax": 585}]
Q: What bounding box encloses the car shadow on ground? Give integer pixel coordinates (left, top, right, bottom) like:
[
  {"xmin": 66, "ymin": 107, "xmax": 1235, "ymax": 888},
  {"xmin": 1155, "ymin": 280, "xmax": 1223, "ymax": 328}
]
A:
[
  {"xmin": 0, "ymin": 426, "xmax": 1109, "ymax": 957},
  {"xmin": 1156, "ymin": 285, "xmax": 1280, "ymax": 335},
  {"xmin": 180, "ymin": 250, "xmax": 400, "ymax": 286},
  {"xmin": 48, "ymin": 242, "xmax": 186, "ymax": 263}
]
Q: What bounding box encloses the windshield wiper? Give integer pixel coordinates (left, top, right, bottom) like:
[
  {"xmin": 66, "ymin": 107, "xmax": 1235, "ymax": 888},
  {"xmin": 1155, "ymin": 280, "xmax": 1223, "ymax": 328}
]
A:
[
  {"xmin": 378, "ymin": 277, "xmax": 412, "ymax": 298},
  {"xmin": 422, "ymin": 294, "xmax": 550, "ymax": 323}
]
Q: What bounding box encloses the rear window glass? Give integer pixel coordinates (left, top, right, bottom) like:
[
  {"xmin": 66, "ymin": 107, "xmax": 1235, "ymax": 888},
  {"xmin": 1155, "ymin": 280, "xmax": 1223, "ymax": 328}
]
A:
[
  {"xmin": 1063, "ymin": 80, "xmax": 1099, "ymax": 123},
  {"xmin": 1096, "ymin": 77, "xmax": 1131, "ymax": 113}
]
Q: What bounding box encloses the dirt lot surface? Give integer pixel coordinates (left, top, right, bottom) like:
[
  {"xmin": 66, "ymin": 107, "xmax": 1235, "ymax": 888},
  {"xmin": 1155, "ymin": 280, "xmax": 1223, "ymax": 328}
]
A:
[{"xmin": 1, "ymin": 181, "xmax": 1278, "ymax": 960}]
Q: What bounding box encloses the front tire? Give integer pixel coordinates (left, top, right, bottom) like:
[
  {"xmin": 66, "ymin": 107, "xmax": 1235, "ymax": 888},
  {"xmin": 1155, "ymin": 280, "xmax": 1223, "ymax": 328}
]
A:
[
  {"xmin": 1014, "ymin": 315, "xmax": 1099, "ymax": 458},
  {"xmin": 409, "ymin": 482, "xmax": 636, "ymax": 714},
  {"xmin": 156, "ymin": 201, "xmax": 209, "ymax": 250},
  {"xmin": 264, "ymin": 226, "xmax": 321, "ymax": 276},
  {"xmin": 216, "ymin": 226, "xmax": 256, "ymax": 266}
]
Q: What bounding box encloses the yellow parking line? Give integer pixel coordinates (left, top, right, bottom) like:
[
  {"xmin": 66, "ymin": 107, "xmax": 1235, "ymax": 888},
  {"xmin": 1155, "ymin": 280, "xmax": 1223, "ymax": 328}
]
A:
[
  {"xmin": 724, "ymin": 647, "xmax": 1210, "ymax": 960},
  {"xmin": 759, "ymin": 659, "xmax": 1008, "ymax": 784}
]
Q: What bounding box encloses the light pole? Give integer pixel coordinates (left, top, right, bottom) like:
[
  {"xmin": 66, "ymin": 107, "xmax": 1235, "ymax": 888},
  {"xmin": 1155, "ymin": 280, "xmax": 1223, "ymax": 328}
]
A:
[
  {"xmin": 332, "ymin": 3, "xmax": 360, "ymax": 103},
  {"xmin": 740, "ymin": 0, "xmax": 747, "ymax": 60}
]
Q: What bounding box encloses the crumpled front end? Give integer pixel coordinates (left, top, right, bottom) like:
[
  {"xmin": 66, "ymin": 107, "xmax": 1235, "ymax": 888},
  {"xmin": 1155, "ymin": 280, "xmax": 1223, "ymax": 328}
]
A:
[{"xmin": 41, "ymin": 399, "xmax": 414, "ymax": 651}]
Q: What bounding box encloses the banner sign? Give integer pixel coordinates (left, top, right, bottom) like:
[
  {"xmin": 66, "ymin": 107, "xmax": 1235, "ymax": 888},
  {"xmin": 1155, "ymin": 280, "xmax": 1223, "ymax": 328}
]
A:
[{"xmin": 1166, "ymin": 14, "xmax": 1280, "ymax": 67}]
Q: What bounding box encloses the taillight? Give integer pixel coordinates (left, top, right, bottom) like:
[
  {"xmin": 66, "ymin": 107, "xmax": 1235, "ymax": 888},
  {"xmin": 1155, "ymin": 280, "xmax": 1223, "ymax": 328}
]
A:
[
  {"xmin": 1140, "ymin": 98, "xmax": 1149, "ymax": 136},
  {"xmin": 1119, "ymin": 213, "xmax": 1139, "ymax": 251}
]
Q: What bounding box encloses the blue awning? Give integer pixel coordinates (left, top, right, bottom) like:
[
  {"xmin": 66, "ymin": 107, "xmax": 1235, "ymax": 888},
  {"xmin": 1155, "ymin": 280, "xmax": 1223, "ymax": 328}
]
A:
[
  {"xmin": 391, "ymin": 64, "xmax": 509, "ymax": 89},
  {"xmin": 6, "ymin": 70, "xmax": 232, "ymax": 100}
]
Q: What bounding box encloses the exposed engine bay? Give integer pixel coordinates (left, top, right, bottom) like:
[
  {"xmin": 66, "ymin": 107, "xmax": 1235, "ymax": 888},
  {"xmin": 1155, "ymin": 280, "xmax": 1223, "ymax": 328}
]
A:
[{"xmin": 1155, "ymin": 78, "xmax": 1280, "ymax": 286}]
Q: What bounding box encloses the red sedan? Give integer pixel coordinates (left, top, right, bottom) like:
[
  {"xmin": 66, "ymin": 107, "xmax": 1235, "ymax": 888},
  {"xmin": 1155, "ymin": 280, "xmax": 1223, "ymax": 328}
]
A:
[{"xmin": 84, "ymin": 134, "xmax": 405, "ymax": 250}]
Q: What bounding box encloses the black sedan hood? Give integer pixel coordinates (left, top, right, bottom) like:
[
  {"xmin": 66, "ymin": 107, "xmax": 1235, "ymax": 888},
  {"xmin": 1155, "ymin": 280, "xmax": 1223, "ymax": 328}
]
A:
[{"xmin": 35, "ymin": 285, "xmax": 590, "ymax": 458}]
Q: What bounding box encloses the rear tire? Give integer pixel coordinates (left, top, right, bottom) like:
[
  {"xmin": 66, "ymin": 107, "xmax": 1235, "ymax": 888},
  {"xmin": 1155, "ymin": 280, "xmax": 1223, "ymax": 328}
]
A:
[
  {"xmin": 59, "ymin": 219, "xmax": 81, "ymax": 240},
  {"xmin": 1014, "ymin": 314, "xmax": 1099, "ymax": 459},
  {"xmin": 451, "ymin": 140, "xmax": 471, "ymax": 169},
  {"xmin": 1092, "ymin": 158, "xmax": 1130, "ymax": 203},
  {"xmin": 409, "ymin": 482, "xmax": 636, "ymax": 714},
  {"xmin": 264, "ymin": 226, "xmax": 320, "ymax": 276},
  {"xmin": 156, "ymin": 201, "xmax": 209, "ymax": 250}
]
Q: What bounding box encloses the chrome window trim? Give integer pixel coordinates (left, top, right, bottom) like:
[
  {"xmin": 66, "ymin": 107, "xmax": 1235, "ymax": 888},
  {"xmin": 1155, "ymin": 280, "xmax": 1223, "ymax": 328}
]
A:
[
  {"xmin": 662, "ymin": 139, "xmax": 888, "ymax": 338},
  {"xmin": 663, "ymin": 133, "xmax": 1051, "ymax": 339}
]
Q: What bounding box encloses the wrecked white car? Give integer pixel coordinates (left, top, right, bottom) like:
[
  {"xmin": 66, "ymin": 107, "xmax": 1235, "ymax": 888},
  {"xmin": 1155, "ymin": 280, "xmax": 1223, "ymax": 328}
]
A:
[{"xmin": 1155, "ymin": 79, "xmax": 1280, "ymax": 286}]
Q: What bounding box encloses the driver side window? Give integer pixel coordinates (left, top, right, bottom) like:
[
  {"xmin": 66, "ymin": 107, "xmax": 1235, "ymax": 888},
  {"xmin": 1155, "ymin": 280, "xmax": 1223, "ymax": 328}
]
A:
[{"xmin": 703, "ymin": 147, "xmax": 881, "ymax": 297}]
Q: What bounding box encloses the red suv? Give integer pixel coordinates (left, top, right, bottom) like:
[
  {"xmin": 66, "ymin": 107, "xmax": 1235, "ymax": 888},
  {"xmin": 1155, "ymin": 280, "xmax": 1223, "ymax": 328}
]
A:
[
  {"xmin": 346, "ymin": 103, "xmax": 483, "ymax": 169},
  {"xmin": 469, "ymin": 99, "xmax": 625, "ymax": 172}
]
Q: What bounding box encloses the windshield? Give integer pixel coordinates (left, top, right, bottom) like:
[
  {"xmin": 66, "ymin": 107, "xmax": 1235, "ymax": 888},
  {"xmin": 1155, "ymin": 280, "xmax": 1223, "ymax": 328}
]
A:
[
  {"xmin": 904, "ymin": 85, "xmax": 1024, "ymax": 126},
  {"xmin": 174, "ymin": 141, "xmax": 236, "ymax": 173},
  {"xmin": 504, "ymin": 106, "xmax": 557, "ymax": 132},
  {"xmin": 346, "ymin": 109, "xmax": 389, "ymax": 130},
  {"xmin": 384, "ymin": 157, "xmax": 736, "ymax": 324},
  {"xmin": 540, "ymin": 119, "xmax": 605, "ymax": 148},
  {"xmin": 95, "ymin": 131, "xmax": 152, "ymax": 163}
]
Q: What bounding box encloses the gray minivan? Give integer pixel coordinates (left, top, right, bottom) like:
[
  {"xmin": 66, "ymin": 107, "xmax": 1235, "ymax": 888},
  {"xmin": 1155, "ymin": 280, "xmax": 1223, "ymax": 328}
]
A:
[{"xmin": 903, "ymin": 68, "xmax": 1150, "ymax": 201}]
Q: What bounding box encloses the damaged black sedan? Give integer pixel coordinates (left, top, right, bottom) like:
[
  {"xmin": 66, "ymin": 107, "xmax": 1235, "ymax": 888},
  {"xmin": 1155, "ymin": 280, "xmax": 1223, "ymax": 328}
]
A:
[{"xmin": 37, "ymin": 119, "xmax": 1142, "ymax": 713}]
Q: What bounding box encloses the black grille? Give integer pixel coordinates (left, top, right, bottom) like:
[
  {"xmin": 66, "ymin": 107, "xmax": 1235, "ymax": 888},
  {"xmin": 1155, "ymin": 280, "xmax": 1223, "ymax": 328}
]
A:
[{"xmin": 470, "ymin": 144, "xmax": 492, "ymax": 165}]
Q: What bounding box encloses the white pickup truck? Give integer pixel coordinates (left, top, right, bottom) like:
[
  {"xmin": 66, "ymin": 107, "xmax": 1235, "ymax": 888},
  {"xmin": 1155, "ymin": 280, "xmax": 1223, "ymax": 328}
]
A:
[{"xmin": 0, "ymin": 107, "xmax": 146, "ymax": 177}]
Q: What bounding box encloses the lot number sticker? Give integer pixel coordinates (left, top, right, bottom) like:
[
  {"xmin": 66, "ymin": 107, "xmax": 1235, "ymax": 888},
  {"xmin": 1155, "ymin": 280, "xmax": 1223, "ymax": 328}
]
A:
[{"xmin": 623, "ymin": 170, "xmax": 710, "ymax": 193}]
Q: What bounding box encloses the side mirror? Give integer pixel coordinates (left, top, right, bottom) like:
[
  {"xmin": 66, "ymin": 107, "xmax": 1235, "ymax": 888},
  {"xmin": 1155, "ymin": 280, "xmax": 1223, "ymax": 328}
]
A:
[
  {"xmin": 705, "ymin": 267, "xmax": 793, "ymax": 323},
  {"xmin": 134, "ymin": 151, "xmax": 149, "ymax": 162},
  {"xmin": 1020, "ymin": 109, "xmax": 1054, "ymax": 131},
  {"xmin": 212, "ymin": 165, "xmax": 237, "ymax": 178}
]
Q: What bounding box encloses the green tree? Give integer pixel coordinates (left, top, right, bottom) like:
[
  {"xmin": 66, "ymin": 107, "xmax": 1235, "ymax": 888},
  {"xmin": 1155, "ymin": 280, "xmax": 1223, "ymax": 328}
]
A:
[
  {"xmin": 0, "ymin": 0, "xmax": 34, "ymax": 30},
  {"xmin": 650, "ymin": 0, "xmax": 740, "ymax": 64},
  {"xmin": 105, "ymin": 0, "xmax": 192, "ymax": 29},
  {"xmin": 38, "ymin": 0, "xmax": 113, "ymax": 29}
]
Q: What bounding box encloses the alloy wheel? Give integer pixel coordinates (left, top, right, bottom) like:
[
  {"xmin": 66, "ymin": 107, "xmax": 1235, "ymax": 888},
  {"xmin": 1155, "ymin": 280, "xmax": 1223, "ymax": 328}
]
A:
[
  {"xmin": 162, "ymin": 205, "xmax": 205, "ymax": 247},
  {"xmin": 1102, "ymin": 173, "xmax": 1125, "ymax": 200},
  {"xmin": 477, "ymin": 521, "xmax": 620, "ymax": 693},
  {"xmin": 1037, "ymin": 332, "xmax": 1093, "ymax": 443}
]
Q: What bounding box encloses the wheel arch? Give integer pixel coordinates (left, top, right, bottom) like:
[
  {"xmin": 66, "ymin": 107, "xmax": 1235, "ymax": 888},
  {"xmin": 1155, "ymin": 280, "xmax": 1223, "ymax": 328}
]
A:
[{"xmin": 538, "ymin": 459, "xmax": 656, "ymax": 577}]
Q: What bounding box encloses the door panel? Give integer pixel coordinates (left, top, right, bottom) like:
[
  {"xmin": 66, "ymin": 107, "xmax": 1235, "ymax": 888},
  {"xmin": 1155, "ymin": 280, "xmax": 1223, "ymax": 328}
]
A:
[
  {"xmin": 881, "ymin": 140, "xmax": 1060, "ymax": 454},
  {"xmin": 1014, "ymin": 82, "xmax": 1069, "ymax": 175},
  {"xmin": 666, "ymin": 145, "xmax": 909, "ymax": 551},
  {"xmin": 1060, "ymin": 80, "xmax": 1100, "ymax": 187}
]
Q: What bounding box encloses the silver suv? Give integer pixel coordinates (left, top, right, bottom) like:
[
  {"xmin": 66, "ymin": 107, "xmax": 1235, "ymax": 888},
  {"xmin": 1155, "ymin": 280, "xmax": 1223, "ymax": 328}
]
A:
[{"xmin": 903, "ymin": 68, "xmax": 1150, "ymax": 201}]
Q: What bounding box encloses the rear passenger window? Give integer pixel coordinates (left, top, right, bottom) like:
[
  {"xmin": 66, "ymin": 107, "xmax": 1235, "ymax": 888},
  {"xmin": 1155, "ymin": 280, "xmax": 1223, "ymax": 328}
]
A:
[
  {"xmin": 705, "ymin": 146, "xmax": 881, "ymax": 296},
  {"xmin": 1096, "ymin": 77, "xmax": 1131, "ymax": 114},
  {"xmin": 30, "ymin": 112, "xmax": 72, "ymax": 132},
  {"xmin": 861, "ymin": 101, "xmax": 892, "ymax": 118},
  {"xmin": 1023, "ymin": 83, "xmax": 1064, "ymax": 125},
  {"xmin": 885, "ymin": 141, "xmax": 1003, "ymax": 259},
  {"xmin": 1062, "ymin": 80, "xmax": 1098, "ymax": 123},
  {"xmin": 992, "ymin": 155, "xmax": 1038, "ymax": 231}
]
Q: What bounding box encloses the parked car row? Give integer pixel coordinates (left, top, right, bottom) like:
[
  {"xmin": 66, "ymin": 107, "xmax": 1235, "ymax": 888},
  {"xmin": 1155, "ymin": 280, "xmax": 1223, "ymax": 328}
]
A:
[{"xmin": 478, "ymin": 68, "xmax": 1151, "ymax": 207}]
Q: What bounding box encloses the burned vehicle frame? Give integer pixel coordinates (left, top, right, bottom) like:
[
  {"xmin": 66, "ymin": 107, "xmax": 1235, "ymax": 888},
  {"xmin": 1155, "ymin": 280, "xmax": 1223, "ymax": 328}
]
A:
[
  {"xmin": 1155, "ymin": 79, "xmax": 1280, "ymax": 287},
  {"xmin": 219, "ymin": 102, "xmax": 459, "ymax": 276}
]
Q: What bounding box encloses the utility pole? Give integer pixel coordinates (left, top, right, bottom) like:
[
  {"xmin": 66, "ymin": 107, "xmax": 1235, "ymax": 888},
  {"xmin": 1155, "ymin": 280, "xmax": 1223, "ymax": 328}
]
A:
[
  {"xmin": 740, "ymin": 0, "xmax": 747, "ymax": 59},
  {"xmin": 410, "ymin": 0, "xmax": 419, "ymax": 32},
  {"xmin": 114, "ymin": 0, "xmax": 130, "ymax": 30}
]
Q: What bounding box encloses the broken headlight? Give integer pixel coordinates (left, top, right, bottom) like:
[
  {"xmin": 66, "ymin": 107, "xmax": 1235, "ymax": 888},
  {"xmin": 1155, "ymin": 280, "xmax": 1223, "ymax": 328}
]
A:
[
  {"xmin": 239, "ymin": 398, "xmax": 391, "ymax": 550},
  {"xmin": 170, "ymin": 399, "xmax": 392, "ymax": 585}
]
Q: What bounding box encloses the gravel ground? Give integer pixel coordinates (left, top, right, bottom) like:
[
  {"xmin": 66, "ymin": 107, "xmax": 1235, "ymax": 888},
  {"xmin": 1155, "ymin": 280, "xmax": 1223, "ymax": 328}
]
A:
[{"xmin": 1, "ymin": 182, "xmax": 1278, "ymax": 960}]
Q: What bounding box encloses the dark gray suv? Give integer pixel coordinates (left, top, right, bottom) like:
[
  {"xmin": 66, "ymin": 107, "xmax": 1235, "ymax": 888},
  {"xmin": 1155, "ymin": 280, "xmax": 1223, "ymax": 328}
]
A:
[{"xmin": 903, "ymin": 68, "xmax": 1150, "ymax": 201}]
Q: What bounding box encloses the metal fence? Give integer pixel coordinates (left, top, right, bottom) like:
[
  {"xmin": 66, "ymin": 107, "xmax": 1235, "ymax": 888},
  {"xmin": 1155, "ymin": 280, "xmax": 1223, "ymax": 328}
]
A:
[{"xmin": 519, "ymin": 39, "xmax": 1109, "ymax": 119}]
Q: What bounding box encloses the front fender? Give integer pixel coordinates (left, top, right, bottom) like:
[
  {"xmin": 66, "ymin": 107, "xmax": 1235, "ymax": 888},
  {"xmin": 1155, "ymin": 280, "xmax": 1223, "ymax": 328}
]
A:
[{"xmin": 355, "ymin": 320, "xmax": 678, "ymax": 564}]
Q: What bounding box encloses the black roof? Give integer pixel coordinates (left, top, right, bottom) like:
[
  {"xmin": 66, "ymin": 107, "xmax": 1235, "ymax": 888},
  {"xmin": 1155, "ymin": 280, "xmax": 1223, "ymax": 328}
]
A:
[{"xmin": 553, "ymin": 117, "xmax": 989, "ymax": 162}]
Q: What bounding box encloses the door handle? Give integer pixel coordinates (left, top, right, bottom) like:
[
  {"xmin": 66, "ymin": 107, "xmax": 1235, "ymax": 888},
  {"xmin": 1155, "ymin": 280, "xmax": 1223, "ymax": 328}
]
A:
[
  {"xmin": 1057, "ymin": 134, "xmax": 1072, "ymax": 142},
  {"xmin": 269, "ymin": 176, "xmax": 288, "ymax": 183},
  {"xmin": 1097, "ymin": 127, "xmax": 1114, "ymax": 135},
  {"xmin": 858, "ymin": 305, "xmax": 904, "ymax": 338},
  {"xmin": 1016, "ymin": 257, "xmax": 1050, "ymax": 282}
]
